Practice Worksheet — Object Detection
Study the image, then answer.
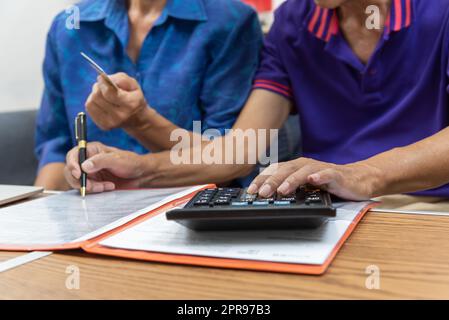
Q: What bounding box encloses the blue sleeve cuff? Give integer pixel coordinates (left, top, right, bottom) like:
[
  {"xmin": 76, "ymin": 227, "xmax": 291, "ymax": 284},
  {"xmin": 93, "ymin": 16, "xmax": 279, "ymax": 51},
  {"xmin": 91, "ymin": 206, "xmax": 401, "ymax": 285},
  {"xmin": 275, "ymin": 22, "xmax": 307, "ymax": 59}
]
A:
[{"xmin": 35, "ymin": 136, "xmax": 72, "ymax": 171}]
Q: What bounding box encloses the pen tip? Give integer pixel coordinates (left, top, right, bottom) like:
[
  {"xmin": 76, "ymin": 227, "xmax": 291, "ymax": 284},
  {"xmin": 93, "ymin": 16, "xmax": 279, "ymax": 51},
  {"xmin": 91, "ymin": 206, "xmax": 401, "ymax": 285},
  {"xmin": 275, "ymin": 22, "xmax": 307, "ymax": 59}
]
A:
[{"xmin": 81, "ymin": 187, "xmax": 86, "ymax": 197}]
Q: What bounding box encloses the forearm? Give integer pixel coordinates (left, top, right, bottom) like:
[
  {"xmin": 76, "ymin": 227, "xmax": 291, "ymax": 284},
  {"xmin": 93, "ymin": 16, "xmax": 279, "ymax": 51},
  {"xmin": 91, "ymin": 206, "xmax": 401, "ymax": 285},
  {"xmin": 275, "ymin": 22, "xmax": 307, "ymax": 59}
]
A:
[
  {"xmin": 137, "ymin": 152, "xmax": 252, "ymax": 187},
  {"xmin": 359, "ymin": 127, "xmax": 449, "ymax": 196},
  {"xmin": 124, "ymin": 107, "xmax": 199, "ymax": 152},
  {"xmin": 35, "ymin": 162, "xmax": 70, "ymax": 191}
]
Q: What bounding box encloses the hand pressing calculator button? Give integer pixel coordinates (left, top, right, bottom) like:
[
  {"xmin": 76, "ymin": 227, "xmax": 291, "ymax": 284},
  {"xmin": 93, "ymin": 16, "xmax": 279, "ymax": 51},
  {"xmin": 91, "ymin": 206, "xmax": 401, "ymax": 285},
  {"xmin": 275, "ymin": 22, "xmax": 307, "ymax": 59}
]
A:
[{"xmin": 166, "ymin": 186, "xmax": 336, "ymax": 231}]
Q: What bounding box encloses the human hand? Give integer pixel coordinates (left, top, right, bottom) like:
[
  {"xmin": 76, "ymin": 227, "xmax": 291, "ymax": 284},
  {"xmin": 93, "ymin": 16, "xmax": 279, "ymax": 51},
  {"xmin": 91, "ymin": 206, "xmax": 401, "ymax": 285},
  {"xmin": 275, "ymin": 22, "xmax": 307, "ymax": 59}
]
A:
[
  {"xmin": 64, "ymin": 142, "xmax": 147, "ymax": 194},
  {"xmin": 85, "ymin": 72, "xmax": 154, "ymax": 131},
  {"xmin": 247, "ymin": 158, "xmax": 383, "ymax": 201}
]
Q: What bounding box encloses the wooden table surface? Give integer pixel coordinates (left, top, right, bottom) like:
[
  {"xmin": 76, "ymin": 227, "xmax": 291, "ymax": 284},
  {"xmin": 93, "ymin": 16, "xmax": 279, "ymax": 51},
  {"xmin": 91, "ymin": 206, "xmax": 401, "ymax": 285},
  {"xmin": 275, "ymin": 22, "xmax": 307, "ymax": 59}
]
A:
[{"xmin": 1, "ymin": 208, "xmax": 449, "ymax": 299}]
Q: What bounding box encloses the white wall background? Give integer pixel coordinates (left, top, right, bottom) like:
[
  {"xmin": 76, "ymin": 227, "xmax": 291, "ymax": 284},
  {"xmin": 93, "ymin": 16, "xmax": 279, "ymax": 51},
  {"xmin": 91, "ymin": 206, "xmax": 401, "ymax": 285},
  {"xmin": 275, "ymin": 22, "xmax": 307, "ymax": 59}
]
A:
[{"xmin": 0, "ymin": 0, "xmax": 75, "ymax": 113}]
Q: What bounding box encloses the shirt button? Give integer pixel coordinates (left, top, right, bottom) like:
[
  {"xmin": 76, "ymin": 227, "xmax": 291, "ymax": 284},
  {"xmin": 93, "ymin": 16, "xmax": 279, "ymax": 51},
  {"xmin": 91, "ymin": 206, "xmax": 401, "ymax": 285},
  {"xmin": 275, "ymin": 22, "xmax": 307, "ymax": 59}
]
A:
[{"xmin": 369, "ymin": 68, "xmax": 378, "ymax": 76}]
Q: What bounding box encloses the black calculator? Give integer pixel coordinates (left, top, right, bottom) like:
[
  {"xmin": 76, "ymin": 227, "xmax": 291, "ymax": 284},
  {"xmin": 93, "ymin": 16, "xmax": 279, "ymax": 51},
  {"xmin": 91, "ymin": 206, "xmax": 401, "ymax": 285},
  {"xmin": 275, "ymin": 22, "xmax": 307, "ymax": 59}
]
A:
[{"xmin": 166, "ymin": 186, "xmax": 336, "ymax": 231}]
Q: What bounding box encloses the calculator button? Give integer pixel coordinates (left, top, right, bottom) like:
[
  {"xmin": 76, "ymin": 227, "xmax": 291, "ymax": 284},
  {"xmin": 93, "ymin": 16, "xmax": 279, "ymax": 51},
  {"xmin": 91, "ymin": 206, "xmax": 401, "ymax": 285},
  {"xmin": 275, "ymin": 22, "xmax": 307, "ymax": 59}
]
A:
[
  {"xmin": 253, "ymin": 200, "xmax": 270, "ymax": 206},
  {"xmin": 305, "ymin": 196, "xmax": 321, "ymax": 203},
  {"xmin": 194, "ymin": 200, "xmax": 210, "ymax": 206},
  {"xmin": 214, "ymin": 199, "xmax": 230, "ymax": 205},
  {"xmin": 273, "ymin": 201, "xmax": 291, "ymax": 206},
  {"xmin": 216, "ymin": 196, "xmax": 231, "ymax": 201},
  {"xmin": 279, "ymin": 197, "xmax": 296, "ymax": 203},
  {"xmin": 231, "ymin": 201, "xmax": 249, "ymax": 206}
]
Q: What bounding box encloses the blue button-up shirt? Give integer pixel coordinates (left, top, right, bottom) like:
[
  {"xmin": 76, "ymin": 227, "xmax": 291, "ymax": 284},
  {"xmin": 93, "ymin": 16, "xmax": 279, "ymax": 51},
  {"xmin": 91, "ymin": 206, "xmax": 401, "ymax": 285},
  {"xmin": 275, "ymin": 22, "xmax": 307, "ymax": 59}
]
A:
[
  {"xmin": 253, "ymin": 0, "xmax": 449, "ymax": 197},
  {"xmin": 36, "ymin": 0, "xmax": 262, "ymax": 170}
]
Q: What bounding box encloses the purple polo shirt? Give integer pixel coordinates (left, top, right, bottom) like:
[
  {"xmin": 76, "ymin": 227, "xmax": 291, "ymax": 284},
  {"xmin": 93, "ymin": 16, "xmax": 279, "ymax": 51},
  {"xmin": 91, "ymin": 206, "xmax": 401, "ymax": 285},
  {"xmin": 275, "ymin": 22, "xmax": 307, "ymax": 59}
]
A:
[{"xmin": 253, "ymin": 0, "xmax": 449, "ymax": 197}]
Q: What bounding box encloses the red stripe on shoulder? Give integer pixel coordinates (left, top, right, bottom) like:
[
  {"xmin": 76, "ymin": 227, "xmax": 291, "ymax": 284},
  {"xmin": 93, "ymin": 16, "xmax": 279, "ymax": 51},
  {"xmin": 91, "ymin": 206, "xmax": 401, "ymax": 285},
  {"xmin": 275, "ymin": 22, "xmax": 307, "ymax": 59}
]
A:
[
  {"xmin": 405, "ymin": 0, "xmax": 412, "ymax": 27},
  {"xmin": 325, "ymin": 11, "xmax": 338, "ymax": 41},
  {"xmin": 254, "ymin": 80, "xmax": 292, "ymax": 93},
  {"xmin": 316, "ymin": 9, "xmax": 329, "ymax": 39},
  {"xmin": 308, "ymin": 6, "xmax": 321, "ymax": 33},
  {"xmin": 393, "ymin": 0, "xmax": 402, "ymax": 31},
  {"xmin": 253, "ymin": 84, "xmax": 292, "ymax": 98}
]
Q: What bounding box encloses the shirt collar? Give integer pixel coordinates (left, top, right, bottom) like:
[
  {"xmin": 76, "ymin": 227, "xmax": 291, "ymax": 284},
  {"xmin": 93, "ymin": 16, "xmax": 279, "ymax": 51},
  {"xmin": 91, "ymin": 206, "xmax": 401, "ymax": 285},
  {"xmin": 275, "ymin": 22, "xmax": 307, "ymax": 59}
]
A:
[
  {"xmin": 384, "ymin": 0, "xmax": 415, "ymax": 35},
  {"xmin": 79, "ymin": 0, "xmax": 208, "ymax": 23},
  {"xmin": 305, "ymin": 0, "xmax": 415, "ymax": 42}
]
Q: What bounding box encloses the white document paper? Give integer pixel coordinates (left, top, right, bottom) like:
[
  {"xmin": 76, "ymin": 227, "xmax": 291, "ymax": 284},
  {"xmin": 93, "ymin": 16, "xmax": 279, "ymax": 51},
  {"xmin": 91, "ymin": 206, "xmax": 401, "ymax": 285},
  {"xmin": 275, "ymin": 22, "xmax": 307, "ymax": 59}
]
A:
[
  {"xmin": 0, "ymin": 186, "xmax": 204, "ymax": 246},
  {"xmin": 100, "ymin": 202, "xmax": 370, "ymax": 265}
]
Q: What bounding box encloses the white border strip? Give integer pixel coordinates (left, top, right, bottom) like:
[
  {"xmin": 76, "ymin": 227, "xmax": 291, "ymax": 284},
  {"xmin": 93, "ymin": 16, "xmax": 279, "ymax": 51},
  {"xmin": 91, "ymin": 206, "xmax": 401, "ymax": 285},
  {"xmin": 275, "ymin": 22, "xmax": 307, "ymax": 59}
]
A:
[{"xmin": 0, "ymin": 251, "xmax": 52, "ymax": 273}]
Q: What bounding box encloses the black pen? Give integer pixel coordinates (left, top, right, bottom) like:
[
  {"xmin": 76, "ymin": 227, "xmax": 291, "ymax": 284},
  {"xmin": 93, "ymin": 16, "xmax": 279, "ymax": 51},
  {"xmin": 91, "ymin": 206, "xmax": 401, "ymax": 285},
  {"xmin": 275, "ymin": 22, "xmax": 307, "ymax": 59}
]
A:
[{"xmin": 75, "ymin": 112, "xmax": 88, "ymax": 197}]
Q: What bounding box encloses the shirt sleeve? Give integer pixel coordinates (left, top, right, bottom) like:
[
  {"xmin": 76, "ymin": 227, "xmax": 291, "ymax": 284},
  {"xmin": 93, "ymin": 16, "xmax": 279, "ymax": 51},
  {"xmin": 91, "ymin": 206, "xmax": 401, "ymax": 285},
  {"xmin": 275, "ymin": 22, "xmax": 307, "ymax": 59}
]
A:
[
  {"xmin": 35, "ymin": 19, "xmax": 72, "ymax": 170},
  {"xmin": 199, "ymin": 8, "xmax": 263, "ymax": 134},
  {"xmin": 253, "ymin": 9, "xmax": 293, "ymax": 100},
  {"xmin": 445, "ymin": 12, "xmax": 449, "ymax": 95}
]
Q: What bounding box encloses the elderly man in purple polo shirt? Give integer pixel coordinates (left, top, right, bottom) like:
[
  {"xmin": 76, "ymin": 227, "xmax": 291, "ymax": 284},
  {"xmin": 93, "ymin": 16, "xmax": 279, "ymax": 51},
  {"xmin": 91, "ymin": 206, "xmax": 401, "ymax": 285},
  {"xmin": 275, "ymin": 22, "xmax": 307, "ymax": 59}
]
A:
[{"xmin": 64, "ymin": 0, "xmax": 449, "ymax": 200}]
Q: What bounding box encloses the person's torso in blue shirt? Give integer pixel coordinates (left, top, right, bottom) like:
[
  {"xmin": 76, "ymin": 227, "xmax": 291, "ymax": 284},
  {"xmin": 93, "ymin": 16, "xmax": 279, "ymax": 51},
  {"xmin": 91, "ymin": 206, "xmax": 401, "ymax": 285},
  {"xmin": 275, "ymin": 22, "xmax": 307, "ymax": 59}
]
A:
[
  {"xmin": 36, "ymin": 0, "xmax": 262, "ymax": 169},
  {"xmin": 254, "ymin": 0, "xmax": 449, "ymax": 197}
]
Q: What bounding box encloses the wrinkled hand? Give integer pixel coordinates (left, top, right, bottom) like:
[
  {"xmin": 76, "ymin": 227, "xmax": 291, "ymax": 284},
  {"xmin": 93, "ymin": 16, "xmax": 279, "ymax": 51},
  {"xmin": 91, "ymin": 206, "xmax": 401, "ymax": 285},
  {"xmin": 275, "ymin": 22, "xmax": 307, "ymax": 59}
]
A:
[
  {"xmin": 247, "ymin": 158, "xmax": 383, "ymax": 201},
  {"xmin": 64, "ymin": 142, "xmax": 146, "ymax": 194},
  {"xmin": 86, "ymin": 72, "xmax": 152, "ymax": 131}
]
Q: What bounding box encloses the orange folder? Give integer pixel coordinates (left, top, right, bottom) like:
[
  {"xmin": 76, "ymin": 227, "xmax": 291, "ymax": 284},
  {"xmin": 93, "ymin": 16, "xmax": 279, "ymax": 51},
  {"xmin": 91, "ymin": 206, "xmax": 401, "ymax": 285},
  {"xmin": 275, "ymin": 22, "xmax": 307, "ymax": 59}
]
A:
[{"xmin": 82, "ymin": 202, "xmax": 376, "ymax": 276}]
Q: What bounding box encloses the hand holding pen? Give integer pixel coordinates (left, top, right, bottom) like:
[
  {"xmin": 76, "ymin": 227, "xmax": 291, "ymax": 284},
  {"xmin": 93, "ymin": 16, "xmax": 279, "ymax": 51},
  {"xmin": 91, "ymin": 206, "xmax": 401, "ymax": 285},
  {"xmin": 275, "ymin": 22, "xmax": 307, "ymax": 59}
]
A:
[{"xmin": 75, "ymin": 112, "xmax": 88, "ymax": 197}]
